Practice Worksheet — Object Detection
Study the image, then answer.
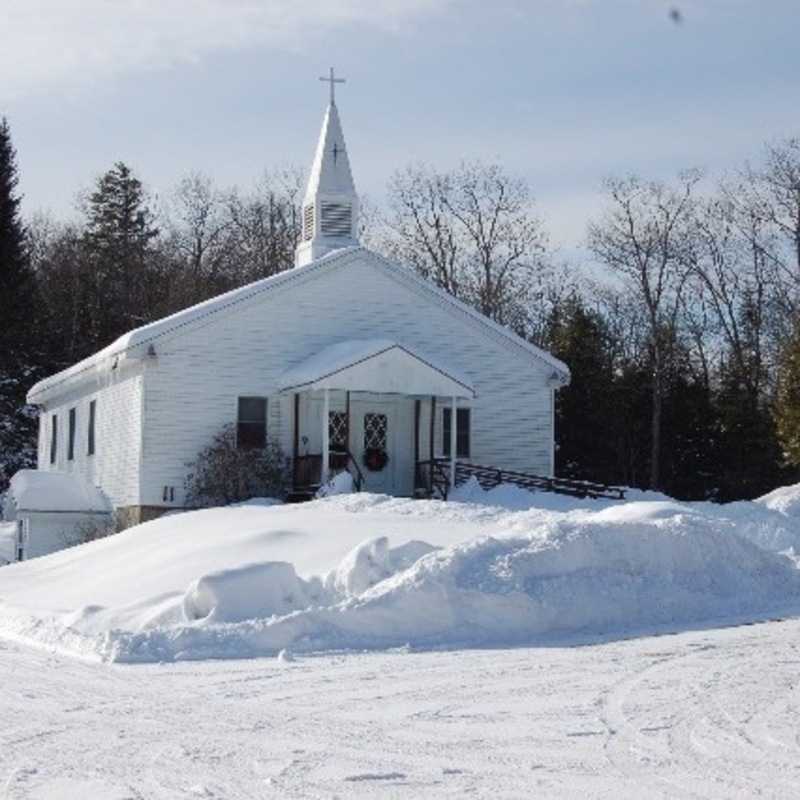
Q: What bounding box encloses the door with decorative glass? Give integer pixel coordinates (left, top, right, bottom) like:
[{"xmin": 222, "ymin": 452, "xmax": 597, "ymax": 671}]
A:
[{"xmin": 352, "ymin": 401, "xmax": 396, "ymax": 494}]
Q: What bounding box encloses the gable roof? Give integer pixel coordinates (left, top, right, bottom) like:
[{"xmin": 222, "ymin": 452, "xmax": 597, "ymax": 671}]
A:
[
  {"xmin": 278, "ymin": 339, "xmax": 475, "ymax": 398},
  {"xmin": 27, "ymin": 246, "xmax": 569, "ymax": 405}
]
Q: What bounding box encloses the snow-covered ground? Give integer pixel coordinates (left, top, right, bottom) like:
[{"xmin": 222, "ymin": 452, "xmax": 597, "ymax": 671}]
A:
[
  {"xmin": 3, "ymin": 617, "xmax": 800, "ymax": 798},
  {"xmin": 5, "ymin": 483, "xmax": 800, "ymax": 795},
  {"xmin": 3, "ymin": 482, "xmax": 800, "ymax": 662}
]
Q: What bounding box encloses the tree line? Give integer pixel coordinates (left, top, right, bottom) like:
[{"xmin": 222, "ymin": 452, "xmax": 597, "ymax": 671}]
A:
[{"xmin": 1, "ymin": 114, "xmax": 799, "ymax": 500}]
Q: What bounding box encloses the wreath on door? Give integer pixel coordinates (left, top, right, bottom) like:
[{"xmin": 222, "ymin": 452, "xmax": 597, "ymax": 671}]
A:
[{"xmin": 363, "ymin": 447, "xmax": 389, "ymax": 472}]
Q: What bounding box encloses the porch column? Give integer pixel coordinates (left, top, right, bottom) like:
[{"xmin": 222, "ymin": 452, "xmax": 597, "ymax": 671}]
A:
[
  {"xmin": 429, "ymin": 396, "xmax": 436, "ymax": 493},
  {"xmin": 345, "ymin": 390, "xmax": 351, "ymax": 453},
  {"xmin": 292, "ymin": 393, "xmax": 300, "ymax": 487},
  {"xmin": 322, "ymin": 388, "xmax": 330, "ymax": 484},
  {"xmin": 450, "ymin": 395, "xmax": 457, "ymax": 489}
]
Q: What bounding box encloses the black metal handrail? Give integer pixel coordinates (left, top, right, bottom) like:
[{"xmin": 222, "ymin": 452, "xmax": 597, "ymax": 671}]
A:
[
  {"xmin": 415, "ymin": 458, "xmax": 452, "ymax": 500},
  {"xmin": 416, "ymin": 458, "xmax": 625, "ymax": 501},
  {"xmin": 293, "ymin": 450, "xmax": 364, "ymax": 493},
  {"xmin": 294, "ymin": 453, "xmax": 322, "ymax": 489},
  {"xmin": 343, "ymin": 448, "xmax": 364, "ymax": 492}
]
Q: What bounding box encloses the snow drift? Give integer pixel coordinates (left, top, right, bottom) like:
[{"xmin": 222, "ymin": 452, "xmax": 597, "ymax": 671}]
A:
[{"xmin": 3, "ymin": 489, "xmax": 800, "ymax": 662}]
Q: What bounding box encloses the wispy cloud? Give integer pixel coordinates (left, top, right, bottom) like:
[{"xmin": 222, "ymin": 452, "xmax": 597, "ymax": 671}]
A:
[{"xmin": 2, "ymin": 0, "xmax": 449, "ymax": 101}]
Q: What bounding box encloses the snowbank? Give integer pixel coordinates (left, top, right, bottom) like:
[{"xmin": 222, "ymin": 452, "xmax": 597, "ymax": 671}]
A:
[
  {"xmin": 3, "ymin": 488, "xmax": 800, "ymax": 663},
  {"xmin": 756, "ymin": 484, "xmax": 800, "ymax": 517}
]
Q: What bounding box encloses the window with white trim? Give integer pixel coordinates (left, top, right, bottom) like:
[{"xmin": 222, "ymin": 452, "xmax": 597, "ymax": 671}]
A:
[
  {"xmin": 442, "ymin": 408, "xmax": 471, "ymax": 459},
  {"xmin": 16, "ymin": 520, "xmax": 25, "ymax": 562},
  {"xmin": 88, "ymin": 399, "xmax": 96, "ymax": 456},
  {"xmin": 237, "ymin": 397, "xmax": 267, "ymax": 449},
  {"xmin": 50, "ymin": 414, "xmax": 58, "ymax": 464},
  {"xmin": 68, "ymin": 407, "xmax": 76, "ymax": 461}
]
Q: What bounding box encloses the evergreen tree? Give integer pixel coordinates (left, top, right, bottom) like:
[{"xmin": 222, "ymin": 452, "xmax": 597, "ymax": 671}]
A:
[
  {"xmin": 659, "ymin": 351, "xmax": 719, "ymax": 500},
  {"xmin": 81, "ymin": 162, "xmax": 161, "ymax": 350},
  {"xmin": 0, "ymin": 117, "xmax": 38, "ymax": 488},
  {"xmin": 775, "ymin": 321, "xmax": 800, "ymax": 468},
  {"xmin": 0, "ymin": 117, "xmax": 34, "ymax": 351},
  {"xmin": 546, "ymin": 297, "xmax": 622, "ymax": 483},
  {"xmin": 716, "ymin": 354, "xmax": 788, "ymax": 501}
]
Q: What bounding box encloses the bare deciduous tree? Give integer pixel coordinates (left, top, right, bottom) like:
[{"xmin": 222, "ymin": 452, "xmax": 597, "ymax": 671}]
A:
[
  {"xmin": 685, "ymin": 194, "xmax": 771, "ymax": 401},
  {"xmin": 380, "ymin": 160, "xmax": 549, "ymax": 332},
  {"xmin": 223, "ymin": 168, "xmax": 303, "ymax": 285},
  {"xmin": 166, "ymin": 173, "xmax": 229, "ymax": 282},
  {"xmin": 588, "ymin": 171, "xmax": 699, "ymax": 490}
]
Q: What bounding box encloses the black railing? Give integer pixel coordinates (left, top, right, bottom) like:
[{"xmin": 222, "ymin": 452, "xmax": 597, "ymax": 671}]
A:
[
  {"xmin": 416, "ymin": 458, "xmax": 625, "ymax": 501},
  {"xmin": 342, "ymin": 448, "xmax": 364, "ymax": 492},
  {"xmin": 415, "ymin": 459, "xmax": 452, "ymax": 499},
  {"xmin": 294, "ymin": 454, "xmax": 322, "ymax": 489},
  {"xmin": 293, "ymin": 449, "xmax": 364, "ymax": 493}
]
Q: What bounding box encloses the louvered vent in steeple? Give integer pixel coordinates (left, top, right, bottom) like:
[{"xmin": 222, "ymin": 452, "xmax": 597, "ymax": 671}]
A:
[
  {"xmin": 320, "ymin": 201, "xmax": 352, "ymax": 237},
  {"xmin": 302, "ymin": 205, "xmax": 315, "ymax": 241}
]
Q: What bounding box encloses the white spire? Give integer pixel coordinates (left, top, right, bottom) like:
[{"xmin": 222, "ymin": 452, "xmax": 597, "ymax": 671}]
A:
[{"xmin": 295, "ymin": 69, "xmax": 359, "ymax": 267}]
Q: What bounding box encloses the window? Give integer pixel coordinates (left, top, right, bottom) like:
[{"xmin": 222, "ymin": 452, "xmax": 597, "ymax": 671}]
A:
[
  {"xmin": 16, "ymin": 520, "xmax": 24, "ymax": 562},
  {"xmin": 364, "ymin": 413, "xmax": 388, "ymax": 451},
  {"xmin": 329, "ymin": 411, "xmax": 348, "ymax": 452},
  {"xmin": 50, "ymin": 414, "xmax": 58, "ymax": 464},
  {"xmin": 442, "ymin": 408, "xmax": 471, "ymax": 459},
  {"xmin": 88, "ymin": 399, "xmax": 96, "ymax": 456},
  {"xmin": 237, "ymin": 397, "xmax": 267, "ymax": 449},
  {"xmin": 68, "ymin": 407, "xmax": 76, "ymax": 461}
]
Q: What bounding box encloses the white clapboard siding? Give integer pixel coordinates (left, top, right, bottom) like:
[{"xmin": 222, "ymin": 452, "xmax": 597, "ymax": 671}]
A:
[
  {"xmin": 139, "ymin": 250, "xmax": 557, "ymax": 505},
  {"xmin": 36, "ymin": 371, "xmax": 143, "ymax": 509}
]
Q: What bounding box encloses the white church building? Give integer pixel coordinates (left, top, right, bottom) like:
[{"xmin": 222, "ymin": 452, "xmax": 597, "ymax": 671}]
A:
[{"xmin": 24, "ymin": 75, "xmax": 570, "ymax": 529}]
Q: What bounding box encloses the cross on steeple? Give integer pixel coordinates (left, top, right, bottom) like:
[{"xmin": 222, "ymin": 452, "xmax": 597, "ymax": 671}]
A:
[{"xmin": 319, "ymin": 67, "xmax": 345, "ymax": 105}]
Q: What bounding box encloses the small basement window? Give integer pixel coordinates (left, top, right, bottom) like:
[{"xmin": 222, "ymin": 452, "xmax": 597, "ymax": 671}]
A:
[
  {"xmin": 237, "ymin": 397, "xmax": 267, "ymax": 449},
  {"xmin": 442, "ymin": 407, "xmax": 471, "ymax": 459}
]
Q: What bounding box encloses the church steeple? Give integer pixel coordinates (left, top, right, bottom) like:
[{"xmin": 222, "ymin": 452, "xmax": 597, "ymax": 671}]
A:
[{"xmin": 295, "ymin": 68, "xmax": 359, "ymax": 267}]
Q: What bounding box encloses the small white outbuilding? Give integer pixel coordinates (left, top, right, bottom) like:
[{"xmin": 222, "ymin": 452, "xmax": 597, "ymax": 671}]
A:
[{"xmin": 2, "ymin": 470, "xmax": 113, "ymax": 562}]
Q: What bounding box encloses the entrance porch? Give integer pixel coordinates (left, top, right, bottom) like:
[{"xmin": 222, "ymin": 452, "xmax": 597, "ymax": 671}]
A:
[{"xmin": 277, "ymin": 340, "xmax": 475, "ymax": 499}]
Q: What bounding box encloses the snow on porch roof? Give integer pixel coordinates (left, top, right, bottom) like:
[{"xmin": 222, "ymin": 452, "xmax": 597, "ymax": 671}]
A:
[
  {"xmin": 277, "ymin": 340, "xmax": 476, "ymax": 398},
  {"xmin": 8, "ymin": 470, "xmax": 113, "ymax": 514}
]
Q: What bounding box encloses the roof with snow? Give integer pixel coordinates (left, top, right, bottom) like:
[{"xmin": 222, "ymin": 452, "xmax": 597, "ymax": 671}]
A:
[
  {"xmin": 278, "ymin": 339, "xmax": 476, "ymax": 398},
  {"xmin": 27, "ymin": 247, "xmax": 569, "ymax": 405},
  {"xmin": 8, "ymin": 470, "xmax": 113, "ymax": 514}
]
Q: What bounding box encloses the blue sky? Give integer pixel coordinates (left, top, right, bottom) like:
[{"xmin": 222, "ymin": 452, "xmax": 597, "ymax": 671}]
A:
[{"xmin": 3, "ymin": 0, "xmax": 798, "ymax": 252}]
